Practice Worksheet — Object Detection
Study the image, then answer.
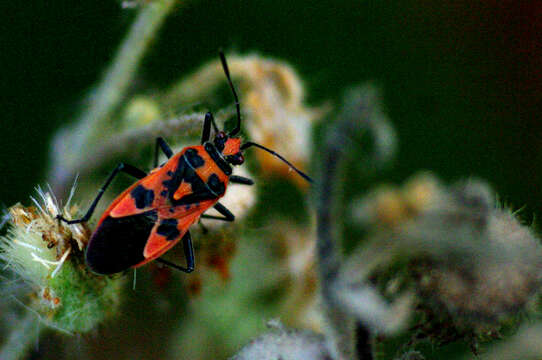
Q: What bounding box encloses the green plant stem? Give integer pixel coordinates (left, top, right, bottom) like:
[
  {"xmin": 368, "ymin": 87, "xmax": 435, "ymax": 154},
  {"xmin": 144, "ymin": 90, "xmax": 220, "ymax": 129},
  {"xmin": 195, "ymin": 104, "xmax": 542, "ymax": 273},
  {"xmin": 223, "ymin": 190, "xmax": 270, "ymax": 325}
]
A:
[
  {"xmin": 316, "ymin": 87, "xmax": 389, "ymax": 360},
  {"xmin": 81, "ymin": 0, "xmax": 178, "ymax": 142},
  {"xmin": 316, "ymin": 111, "xmax": 356, "ymax": 360},
  {"xmin": 49, "ymin": 0, "xmax": 178, "ymax": 193},
  {"xmin": 0, "ymin": 312, "xmax": 40, "ymax": 360}
]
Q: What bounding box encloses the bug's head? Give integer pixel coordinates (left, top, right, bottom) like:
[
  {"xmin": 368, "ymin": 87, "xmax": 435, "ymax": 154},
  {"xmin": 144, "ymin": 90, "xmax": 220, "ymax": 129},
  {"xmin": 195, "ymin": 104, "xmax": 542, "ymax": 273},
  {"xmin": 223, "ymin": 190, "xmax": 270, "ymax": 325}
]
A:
[
  {"xmin": 213, "ymin": 130, "xmax": 244, "ymax": 165},
  {"xmin": 218, "ymin": 51, "xmax": 311, "ymax": 182}
]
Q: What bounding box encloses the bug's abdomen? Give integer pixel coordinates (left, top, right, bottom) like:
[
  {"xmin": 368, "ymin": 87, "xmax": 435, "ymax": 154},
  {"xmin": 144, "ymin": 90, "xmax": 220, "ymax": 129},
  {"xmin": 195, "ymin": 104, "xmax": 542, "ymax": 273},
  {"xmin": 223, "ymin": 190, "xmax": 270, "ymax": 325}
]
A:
[{"xmin": 86, "ymin": 210, "xmax": 158, "ymax": 274}]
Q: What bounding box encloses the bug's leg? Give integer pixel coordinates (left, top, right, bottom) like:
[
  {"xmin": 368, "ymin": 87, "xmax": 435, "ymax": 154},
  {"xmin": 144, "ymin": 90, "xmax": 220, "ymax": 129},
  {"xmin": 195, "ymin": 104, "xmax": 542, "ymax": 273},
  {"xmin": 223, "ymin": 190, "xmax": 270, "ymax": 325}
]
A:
[
  {"xmin": 201, "ymin": 202, "xmax": 235, "ymax": 222},
  {"xmin": 198, "ymin": 220, "xmax": 209, "ymax": 234},
  {"xmin": 229, "ymin": 175, "xmax": 254, "ymax": 185},
  {"xmin": 156, "ymin": 231, "xmax": 195, "ymax": 273},
  {"xmin": 201, "ymin": 112, "xmax": 219, "ymax": 144},
  {"xmin": 154, "ymin": 137, "xmax": 174, "ymax": 168},
  {"xmin": 57, "ymin": 163, "xmax": 147, "ymax": 225}
]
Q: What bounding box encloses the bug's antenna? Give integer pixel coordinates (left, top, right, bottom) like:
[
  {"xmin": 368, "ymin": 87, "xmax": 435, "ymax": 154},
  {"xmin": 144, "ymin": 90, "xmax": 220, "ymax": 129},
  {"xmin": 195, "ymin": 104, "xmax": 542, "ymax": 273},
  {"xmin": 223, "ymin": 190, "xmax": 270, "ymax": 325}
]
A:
[
  {"xmin": 219, "ymin": 50, "xmax": 242, "ymax": 136},
  {"xmin": 241, "ymin": 142, "xmax": 313, "ymax": 183}
]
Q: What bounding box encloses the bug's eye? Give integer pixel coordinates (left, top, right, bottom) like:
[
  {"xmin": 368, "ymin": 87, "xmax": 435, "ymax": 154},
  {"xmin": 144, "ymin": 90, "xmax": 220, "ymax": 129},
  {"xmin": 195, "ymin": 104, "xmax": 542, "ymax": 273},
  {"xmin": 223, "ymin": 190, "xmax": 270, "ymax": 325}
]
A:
[
  {"xmin": 234, "ymin": 154, "xmax": 244, "ymax": 165},
  {"xmin": 226, "ymin": 153, "xmax": 244, "ymax": 165},
  {"xmin": 214, "ymin": 131, "xmax": 228, "ymax": 151}
]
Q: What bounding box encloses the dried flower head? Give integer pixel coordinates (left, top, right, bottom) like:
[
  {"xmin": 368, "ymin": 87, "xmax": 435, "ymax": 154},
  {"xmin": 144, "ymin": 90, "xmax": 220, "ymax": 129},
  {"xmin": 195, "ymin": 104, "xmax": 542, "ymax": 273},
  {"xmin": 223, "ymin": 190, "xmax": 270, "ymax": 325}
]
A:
[
  {"xmin": 351, "ymin": 172, "xmax": 442, "ymax": 228},
  {"xmin": 353, "ymin": 175, "xmax": 542, "ymax": 349},
  {"xmin": 237, "ymin": 56, "xmax": 321, "ymax": 187},
  {"xmin": 407, "ymin": 180, "xmax": 542, "ymax": 326}
]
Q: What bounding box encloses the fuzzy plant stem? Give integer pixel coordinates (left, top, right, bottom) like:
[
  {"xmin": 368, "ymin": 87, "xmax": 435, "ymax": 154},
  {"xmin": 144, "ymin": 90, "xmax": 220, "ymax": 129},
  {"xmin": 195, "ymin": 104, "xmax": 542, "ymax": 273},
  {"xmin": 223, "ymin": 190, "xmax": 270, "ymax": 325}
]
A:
[
  {"xmin": 79, "ymin": 0, "xmax": 177, "ymax": 140},
  {"xmin": 61, "ymin": 112, "xmax": 210, "ymax": 183},
  {"xmin": 0, "ymin": 311, "xmax": 40, "ymax": 360},
  {"xmin": 49, "ymin": 0, "xmax": 178, "ymax": 194},
  {"xmin": 316, "ymin": 93, "xmax": 379, "ymax": 360},
  {"xmin": 316, "ymin": 118, "xmax": 357, "ymax": 360}
]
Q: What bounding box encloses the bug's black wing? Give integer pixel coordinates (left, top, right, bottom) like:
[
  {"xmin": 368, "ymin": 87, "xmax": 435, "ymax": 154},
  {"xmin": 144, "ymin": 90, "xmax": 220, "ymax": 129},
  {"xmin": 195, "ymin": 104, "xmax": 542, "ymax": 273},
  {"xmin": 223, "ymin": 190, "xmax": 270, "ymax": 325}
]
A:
[{"xmin": 85, "ymin": 210, "xmax": 158, "ymax": 275}]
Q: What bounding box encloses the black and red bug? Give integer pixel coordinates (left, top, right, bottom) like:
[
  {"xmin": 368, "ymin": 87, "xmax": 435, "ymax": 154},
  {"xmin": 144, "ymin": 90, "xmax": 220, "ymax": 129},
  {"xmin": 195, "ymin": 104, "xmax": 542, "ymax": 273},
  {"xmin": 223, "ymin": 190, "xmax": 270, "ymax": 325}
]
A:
[{"xmin": 57, "ymin": 52, "xmax": 312, "ymax": 275}]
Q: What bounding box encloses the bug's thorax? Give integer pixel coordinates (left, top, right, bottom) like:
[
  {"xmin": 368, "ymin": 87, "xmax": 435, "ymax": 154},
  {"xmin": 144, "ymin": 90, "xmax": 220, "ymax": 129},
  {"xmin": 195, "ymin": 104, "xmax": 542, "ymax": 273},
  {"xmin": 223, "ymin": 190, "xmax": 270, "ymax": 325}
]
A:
[
  {"xmin": 146, "ymin": 144, "xmax": 229, "ymax": 209},
  {"xmin": 187, "ymin": 144, "xmax": 232, "ymax": 183}
]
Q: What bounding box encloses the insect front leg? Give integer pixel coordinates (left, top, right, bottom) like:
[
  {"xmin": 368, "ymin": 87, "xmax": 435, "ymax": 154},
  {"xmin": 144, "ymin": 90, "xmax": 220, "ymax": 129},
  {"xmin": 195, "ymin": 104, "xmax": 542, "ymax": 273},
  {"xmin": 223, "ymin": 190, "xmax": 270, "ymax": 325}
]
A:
[
  {"xmin": 201, "ymin": 112, "xmax": 219, "ymax": 144},
  {"xmin": 57, "ymin": 163, "xmax": 147, "ymax": 225},
  {"xmin": 156, "ymin": 231, "xmax": 195, "ymax": 273},
  {"xmin": 154, "ymin": 137, "xmax": 174, "ymax": 168},
  {"xmin": 200, "ymin": 202, "xmax": 235, "ymax": 222}
]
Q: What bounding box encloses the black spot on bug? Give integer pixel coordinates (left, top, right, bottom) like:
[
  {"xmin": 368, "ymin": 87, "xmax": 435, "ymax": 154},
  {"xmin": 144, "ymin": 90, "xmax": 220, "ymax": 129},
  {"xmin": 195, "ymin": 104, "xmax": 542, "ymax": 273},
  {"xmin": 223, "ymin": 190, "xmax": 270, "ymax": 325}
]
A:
[
  {"xmin": 185, "ymin": 148, "xmax": 204, "ymax": 168},
  {"xmin": 162, "ymin": 155, "xmax": 222, "ymax": 206},
  {"xmin": 156, "ymin": 218, "xmax": 180, "ymax": 241},
  {"xmin": 167, "ymin": 171, "xmax": 173, "ymax": 176},
  {"xmin": 214, "ymin": 136, "xmax": 226, "ymax": 152},
  {"xmin": 131, "ymin": 185, "xmax": 154, "ymax": 209},
  {"xmin": 177, "ymin": 157, "xmax": 218, "ymax": 205},
  {"xmin": 169, "ymin": 208, "xmax": 175, "ymax": 213},
  {"xmin": 207, "ymin": 173, "xmax": 225, "ymax": 196},
  {"xmin": 162, "ymin": 156, "xmax": 187, "ymax": 199},
  {"xmin": 86, "ymin": 210, "xmax": 158, "ymax": 274},
  {"xmin": 160, "ymin": 190, "xmax": 168, "ymax": 197},
  {"xmin": 204, "ymin": 142, "xmax": 232, "ymax": 175},
  {"xmin": 185, "ymin": 204, "xmax": 191, "ymax": 210}
]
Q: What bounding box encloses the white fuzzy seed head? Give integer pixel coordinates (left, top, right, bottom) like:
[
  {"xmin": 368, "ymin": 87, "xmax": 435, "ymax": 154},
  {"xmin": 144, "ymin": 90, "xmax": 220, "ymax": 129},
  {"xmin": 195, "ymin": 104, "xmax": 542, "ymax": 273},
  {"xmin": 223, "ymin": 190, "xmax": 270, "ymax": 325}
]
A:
[
  {"xmin": 1, "ymin": 187, "xmax": 90, "ymax": 286},
  {"xmin": 231, "ymin": 320, "xmax": 330, "ymax": 360},
  {"xmin": 0, "ymin": 186, "xmax": 123, "ymax": 333}
]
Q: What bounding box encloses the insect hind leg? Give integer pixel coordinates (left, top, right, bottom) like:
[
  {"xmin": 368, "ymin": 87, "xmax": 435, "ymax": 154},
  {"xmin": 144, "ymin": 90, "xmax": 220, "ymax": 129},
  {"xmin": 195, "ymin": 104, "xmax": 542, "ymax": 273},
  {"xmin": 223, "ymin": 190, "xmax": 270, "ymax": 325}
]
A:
[
  {"xmin": 57, "ymin": 163, "xmax": 147, "ymax": 225},
  {"xmin": 157, "ymin": 231, "xmax": 194, "ymax": 273}
]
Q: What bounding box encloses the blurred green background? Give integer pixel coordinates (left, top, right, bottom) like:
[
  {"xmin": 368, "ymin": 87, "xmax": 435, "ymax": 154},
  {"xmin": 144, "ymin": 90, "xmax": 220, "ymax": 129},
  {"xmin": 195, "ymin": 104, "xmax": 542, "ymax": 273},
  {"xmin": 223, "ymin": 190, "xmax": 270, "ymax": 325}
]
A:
[
  {"xmin": 2, "ymin": 2, "xmax": 542, "ymax": 359},
  {"xmin": 2, "ymin": 0, "xmax": 541, "ymax": 216}
]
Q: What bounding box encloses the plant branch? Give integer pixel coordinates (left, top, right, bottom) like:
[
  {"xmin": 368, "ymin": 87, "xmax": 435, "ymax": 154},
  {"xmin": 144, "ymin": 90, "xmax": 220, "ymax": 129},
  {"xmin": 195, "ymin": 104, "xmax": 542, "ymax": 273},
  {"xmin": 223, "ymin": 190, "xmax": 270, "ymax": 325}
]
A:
[
  {"xmin": 316, "ymin": 86, "xmax": 393, "ymax": 360},
  {"xmin": 48, "ymin": 0, "xmax": 178, "ymax": 193},
  {"xmin": 316, "ymin": 112, "xmax": 358, "ymax": 360},
  {"xmin": 76, "ymin": 0, "xmax": 178, "ymax": 143}
]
